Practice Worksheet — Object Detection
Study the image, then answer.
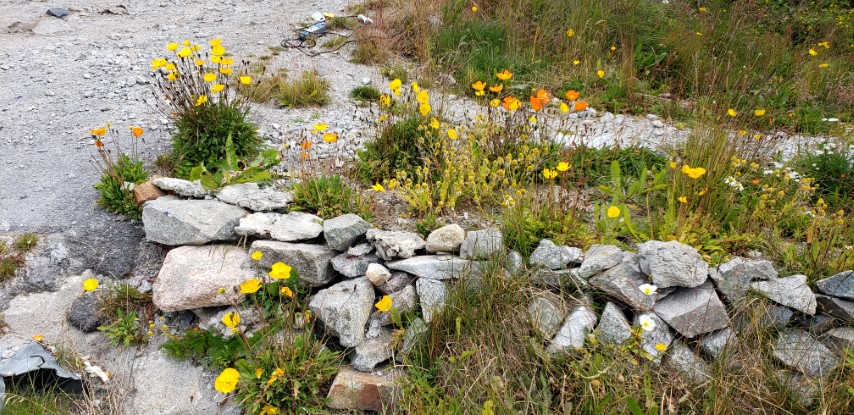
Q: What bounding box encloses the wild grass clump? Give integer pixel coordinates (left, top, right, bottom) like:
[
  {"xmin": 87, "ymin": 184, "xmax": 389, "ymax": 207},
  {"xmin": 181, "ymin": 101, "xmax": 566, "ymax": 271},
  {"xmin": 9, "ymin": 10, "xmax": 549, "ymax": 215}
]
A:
[
  {"xmin": 290, "ymin": 174, "xmax": 372, "ymax": 220},
  {"xmin": 356, "ymin": 114, "xmax": 427, "ymax": 184},
  {"xmin": 0, "ymin": 234, "xmax": 39, "ymax": 282},
  {"xmin": 350, "ymin": 85, "xmax": 382, "ymax": 102},
  {"xmin": 150, "ymin": 38, "xmax": 261, "ymax": 176},
  {"xmin": 97, "ymin": 283, "xmax": 155, "ymax": 347},
  {"xmin": 277, "ymin": 70, "xmax": 331, "ymax": 108},
  {"xmin": 90, "ymin": 125, "xmax": 149, "ymax": 220}
]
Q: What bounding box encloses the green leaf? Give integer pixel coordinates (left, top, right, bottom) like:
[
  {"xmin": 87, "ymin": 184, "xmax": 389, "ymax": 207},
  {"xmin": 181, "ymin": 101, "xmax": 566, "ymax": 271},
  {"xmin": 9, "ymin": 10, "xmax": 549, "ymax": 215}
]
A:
[
  {"xmin": 626, "ymin": 397, "xmax": 644, "ymax": 415},
  {"xmin": 610, "ymin": 160, "xmax": 621, "ymax": 189}
]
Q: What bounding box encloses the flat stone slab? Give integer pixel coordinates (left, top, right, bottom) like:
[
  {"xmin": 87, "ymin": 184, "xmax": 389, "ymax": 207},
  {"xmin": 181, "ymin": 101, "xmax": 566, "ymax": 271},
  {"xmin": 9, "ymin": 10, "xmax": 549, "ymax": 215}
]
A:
[
  {"xmin": 308, "ymin": 278, "xmax": 374, "ymax": 347},
  {"xmin": 773, "ymin": 329, "xmax": 839, "ymax": 377},
  {"xmin": 326, "ymin": 367, "xmax": 403, "ymax": 412},
  {"xmin": 153, "ymin": 245, "xmax": 254, "ymax": 312},
  {"xmin": 386, "ymin": 255, "xmax": 484, "ymax": 280},
  {"xmin": 215, "ymin": 182, "xmax": 292, "ymax": 211},
  {"xmin": 699, "ymin": 327, "xmax": 736, "ymax": 360},
  {"xmin": 663, "ymin": 340, "xmax": 711, "ymax": 384},
  {"xmin": 638, "ymin": 240, "xmax": 708, "ymax": 288},
  {"xmin": 332, "ymin": 252, "xmax": 382, "ymax": 279},
  {"xmin": 596, "ymin": 302, "xmax": 632, "ymax": 346},
  {"xmin": 250, "ymin": 240, "xmax": 337, "ymax": 287},
  {"xmin": 823, "ymin": 327, "xmax": 854, "ymax": 354},
  {"xmin": 351, "ymin": 329, "xmax": 394, "ymax": 372},
  {"xmin": 529, "ymin": 239, "xmax": 582, "ymax": 270},
  {"xmin": 416, "ymin": 278, "xmax": 449, "ymax": 323},
  {"xmin": 142, "ymin": 196, "xmax": 245, "ymax": 245},
  {"xmin": 816, "ymin": 270, "xmax": 854, "ymax": 300},
  {"xmin": 235, "ymin": 212, "xmax": 323, "ymax": 242},
  {"xmin": 324, "ymin": 213, "xmax": 372, "ymax": 251},
  {"xmin": 459, "ymin": 228, "xmax": 503, "ymax": 260},
  {"xmin": 589, "ymin": 252, "xmax": 656, "ymax": 311},
  {"xmin": 366, "ymin": 229, "xmax": 426, "ymax": 260},
  {"xmin": 528, "ymin": 296, "xmax": 565, "ymax": 340},
  {"xmin": 547, "ymin": 305, "xmax": 597, "ymax": 354},
  {"xmin": 816, "ymin": 294, "xmax": 854, "ymax": 324},
  {"xmin": 653, "ymin": 281, "xmax": 729, "ymax": 338},
  {"xmin": 750, "ymin": 274, "xmax": 816, "ymax": 315},
  {"xmin": 709, "ymin": 257, "xmax": 777, "ymax": 303},
  {"xmin": 152, "ymin": 177, "xmax": 210, "ymax": 198},
  {"xmin": 577, "ymin": 244, "xmax": 624, "ymax": 278},
  {"xmin": 532, "ymin": 268, "xmax": 588, "ymax": 291}
]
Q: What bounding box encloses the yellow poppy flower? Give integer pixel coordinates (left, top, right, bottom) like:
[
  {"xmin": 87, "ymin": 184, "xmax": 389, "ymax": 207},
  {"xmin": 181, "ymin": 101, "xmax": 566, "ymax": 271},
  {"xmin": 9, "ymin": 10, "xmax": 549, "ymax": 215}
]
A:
[
  {"xmin": 597, "ymin": 70, "xmax": 605, "ymax": 78},
  {"xmin": 83, "ymin": 278, "xmax": 99, "ymax": 291},
  {"xmin": 560, "ymin": 102, "xmax": 569, "ymax": 113},
  {"xmin": 220, "ymin": 57, "xmax": 234, "ymax": 65},
  {"xmin": 240, "ymin": 279, "xmax": 262, "ymax": 294},
  {"xmin": 678, "ymin": 196, "xmax": 688, "ymax": 203},
  {"xmin": 221, "ymin": 312, "xmax": 240, "ymax": 328},
  {"xmin": 211, "ymin": 45, "xmax": 226, "ymax": 56},
  {"xmin": 375, "ymin": 295, "xmax": 393, "ymax": 312},
  {"xmin": 372, "ymin": 183, "xmax": 385, "ymax": 192},
  {"xmin": 33, "ymin": 334, "xmax": 44, "ymax": 342},
  {"xmin": 471, "ymin": 81, "xmax": 486, "ymax": 92},
  {"xmin": 219, "ymin": 67, "xmax": 232, "ymax": 75},
  {"xmin": 655, "ymin": 343, "xmax": 667, "ymax": 352},
  {"xmin": 557, "ymin": 162, "xmax": 570, "ymax": 172},
  {"xmin": 607, "ymin": 205, "xmax": 620, "ymax": 218},
  {"xmin": 280, "ymin": 286, "xmax": 294, "ymax": 298},
  {"xmin": 496, "ymin": 69, "xmax": 513, "ymax": 81},
  {"xmin": 542, "ymin": 168, "xmax": 557, "ymax": 179},
  {"xmin": 251, "ymin": 251, "xmax": 263, "ymax": 261},
  {"xmin": 167, "ymin": 42, "xmax": 178, "ymax": 51},
  {"xmin": 419, "ymin": 102, "xmax": 431, "ymax": 116},
  {"xmin": 211, "ymin": 83, "xmax": 225, "ymax": 93},
  {"xmin": 447, "ymin": 129, "xmax": 458, "ymax": 139},
  {"xmin": 210, "ymin": 55, "xmax": 221, "ymax": 64},
  {"xmin": 194, "ymin": 59, "xmax": 205, "ymax": 66},
  {"xmin": 818, "ymin": 63, "xmax": 829, "ymax": 68},
  {"xmin": 379, "ymin": 95, "xmax": 391, "ymax": 107},
  {"xmin": 255, "ymin": 368, "xmax": 263, "ymax": 378},
  {"xmin": 269, "ymin": 262, "xmax": 292, "ymax": 280},
  {"xmin": 680, "ymin": 165, "xmax": 707, "ymax": 179},
  {"xmin": 411, "ymin": 82, "xmax": 420, "ymax": 93},
  {"xmin": 416, "ymin": 90, "xmax": 429, "ymax": 104},
  {"xmin": 239, "ymin": 75, "xmax": 252, "ymax": 85},
  {"xmin": 177, "ymin": 47, "xmax": 191, "ymax": 58},
  {"xmin": 214, "ymin": 368, "xmax": 239, "ymax": 394},
  {"xmin": 489, "ymin": 84, "xmax": 503, "ymax": 93},
  {"xmin": 754, "ymin": 109, "xmax": 766, "ymax": 116},
  {"xmin": 322, "ymin": 132, "xmax": 339, "ymax": 143},
  {"xmin": 566, "ymin": 28, "xmax": 574, "ymax": 37},
  {"xmin": 572, "ymin": 59, "xmax": 580, "ymax": 65},
  {"xmin": 90, "ymin": 127, "xmax": 107, "ymax": 137},
  {"xmin": 808, "ymin": 48, "xmax": 817, "ymax": 56},
  {"xmin": 260, "ymin": 405, "xmax": 280, "ymax": 415},
  {"xmin": 195, "ymin": 95, "xmax": 208, "ymax": 106},
  {"xmin": 209, "ymin": 38, "xmax": 223, "ymax": 47},
  {"xmin": 727, "ymin": 108, "xmax": 737, "ymax": 117},
  {"xmin": 490, "ymin": 98, "xmax": 500, "ymax": 107},
  {"xmin": 313, "ymin": 123, "xmax": 328, "ymax": 133},
  {"xmin": 429, "ymin": 118, "xmax": 440, "ymax": 129}
]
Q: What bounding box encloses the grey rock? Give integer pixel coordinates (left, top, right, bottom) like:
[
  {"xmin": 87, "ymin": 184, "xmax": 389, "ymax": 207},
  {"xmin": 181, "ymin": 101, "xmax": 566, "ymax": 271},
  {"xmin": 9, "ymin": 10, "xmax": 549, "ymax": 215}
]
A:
[
  {"xmin": 425, "ymin": 224, "xmax": 465, "ymax": 253},
  {"xmin": 699, "ymin": 327, "xmax": 736, "ymax": 360},
  {"xmin": 153, "ymin": 245, "xmax": 254, "ymax": 312},
  {"xmin": 401, "ymin": 317, "xmax": 428, "ymax": 356},
  {"xmin": 504, "ymin": 251, "xmax": 524, "ymax": 275},
  {"xmin": 152, "ymin": 177, "xmax": 210, "ymax": 198},
  {"xmin": 387, "ymin": 255, "xmax": 484, "ymax": 280},
  {"xmin": 366, "ymin": 229, "xmax": 426, "ymax": 260},
  {"xmin": 331, "ymin": 252, "xmax": 381, "ymax": 278},
  {"xmin": 67, "ymin": 293, "xmax": 106, "ymax": 333},
  {"xmin": 132, "ymin": 240, "xmax": 165, "ymax": 279},
  {"xmin": 638, "ymin": 240, "xmax": 709, "ymax": 288},
  {"xmin": 371, "ymin": 285, "xmax": 418, "ymax": 326},
  {"xmin": 577, "ymin": 244, "xmax": 624, "ymax": 278},
  {"xmin": 351, "ymin": 329, "xmax": 394, "ymax": 371},
  {"xmin": 750, "ymin": 274, "xmax": 816, "ymax": 315},
  {"xmin": 823, "ymin": 327, "xmax": 854, "ymax": 354},
  {"xmin": 532, "ymin": 268, "xmax": 587, "ymax": 290},
  {"xmin": 235, "ymin": 212, "xmax": 323, "ymax": 242},
  {"xmin": 215, "ymin": 183, "xmax": 292, "ymax": 211},
  {"xmin": 816, "ymin": 270, "xmax": 854, "ymax": 300},
  {"xmin": 142, "ymin": 197, "xmax": 245, "ymax": 246},
  {"xmin": 324, "ymin": 214, "xmax": 372, "ymax": 251},
  {"xmin": 66, "ymin": 221, "xmax": 145, "ymax": 278},
  {"xmin": 528, "ymin": 296, "xmax": 565, "ymax": 339},
  {"xmin": 596, "ymin": 302, "xmax": 633, "ymax": 345},
  {"xmin": 759, "ymin": 304, "xmax": 795, "ymax": 329},
  {"xmin": 530, "ymin": 239, "xmax": 582, "ymax": 270},
  {"xmin": 459, "ymin": 228, "xmax": 503, "ymax": 260},
  {"xmin": 377, "ymin": 272, "xmax": 415, "ymax": 295},
  {"xmin": 416, "ymin": 278, "xmax": 449, "ymax": 323},
  {"xmin": 807, "ymin": 314, "xmax": 837, "ymax": 336},
  {"xmin": 308, "ymin": 278, "xmax": 375, "ymax": 347},
  {"xmin": 663, "ymin": 340, "xmax": 711, "ymax": 384},
  {"xmin": 816, "ymin": 294, "xmax": 854, "ymax": 323},
  {"xmin": 250, "ymin": 240, "xmax": 337, "ymax": 287},
  {"xmin": 775, "ymin": 370, "xmax": 818, "ymax": 407},
  {"xmin": 547, "ymin": 305, "xmax": 597, "ymax": 354},
  {"xmin": 17, "ymin": 234, "xmax": 71, "ymax": 293},
  {"xmin": 348, "ymin": 243, "xmax": 374, "ymax": 256},
  {"xmin": 47, "ymin": 8, "xmax": 70, "ymax": 18},
  {"xmin": 365, "ymin": 263, "xmax": 392, "ymax": 286},
  {"xmin": 635, "ymin": 312, "xmax": 674, "ymax": 363},
  {"xmin": 589, "ymin": 253, "xmax": 656, "ymax": 311},
  {"xmin": 709, "ymin": 257, "xmax": 778, "ymax": 303},
  {"xmin": 653, "ymin": 281, "xmax": 729, "ymax": 338},
  {"xmin": 773, "ymin": 329, "xmax": 839, "ymax": 377}
]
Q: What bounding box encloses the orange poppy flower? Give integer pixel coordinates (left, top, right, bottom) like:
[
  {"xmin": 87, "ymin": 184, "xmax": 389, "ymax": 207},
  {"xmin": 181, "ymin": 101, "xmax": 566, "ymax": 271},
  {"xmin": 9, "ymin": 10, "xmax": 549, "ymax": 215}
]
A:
[
  {"xmin": 489, "ymin": 84, "xmax": 504, "ymax": 93},
  {"xmin": 300, "ymin": 141, "xmax": 313, "ymax": 150},
  {"xmin": 131, "ymin": 127, "xmax": 144, "ymax": 137},
  {"xmin": 95, "ymin": 140, "xmax": 104, "ymax": 148},
  {"xmin": 565, "ymin": 90, "xmax": 580, "ymax": 101},
  {"xmin": 529, "ymin": 95, "xmax": 546, "ymax": 111},
  {"xmin": 574, "ymin": 101, "xmax": 588, "ymax": 111},
  {"xmin": 471, "ymin": 81, "xmax": 486, "ymax": 91},
  {"xmin": 496, "ymin": 69, "xmax": 513, "ymax": 81},
  {"xmin": 501, "ymin": 96, "xmax": 521, "ymax": 112}
]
